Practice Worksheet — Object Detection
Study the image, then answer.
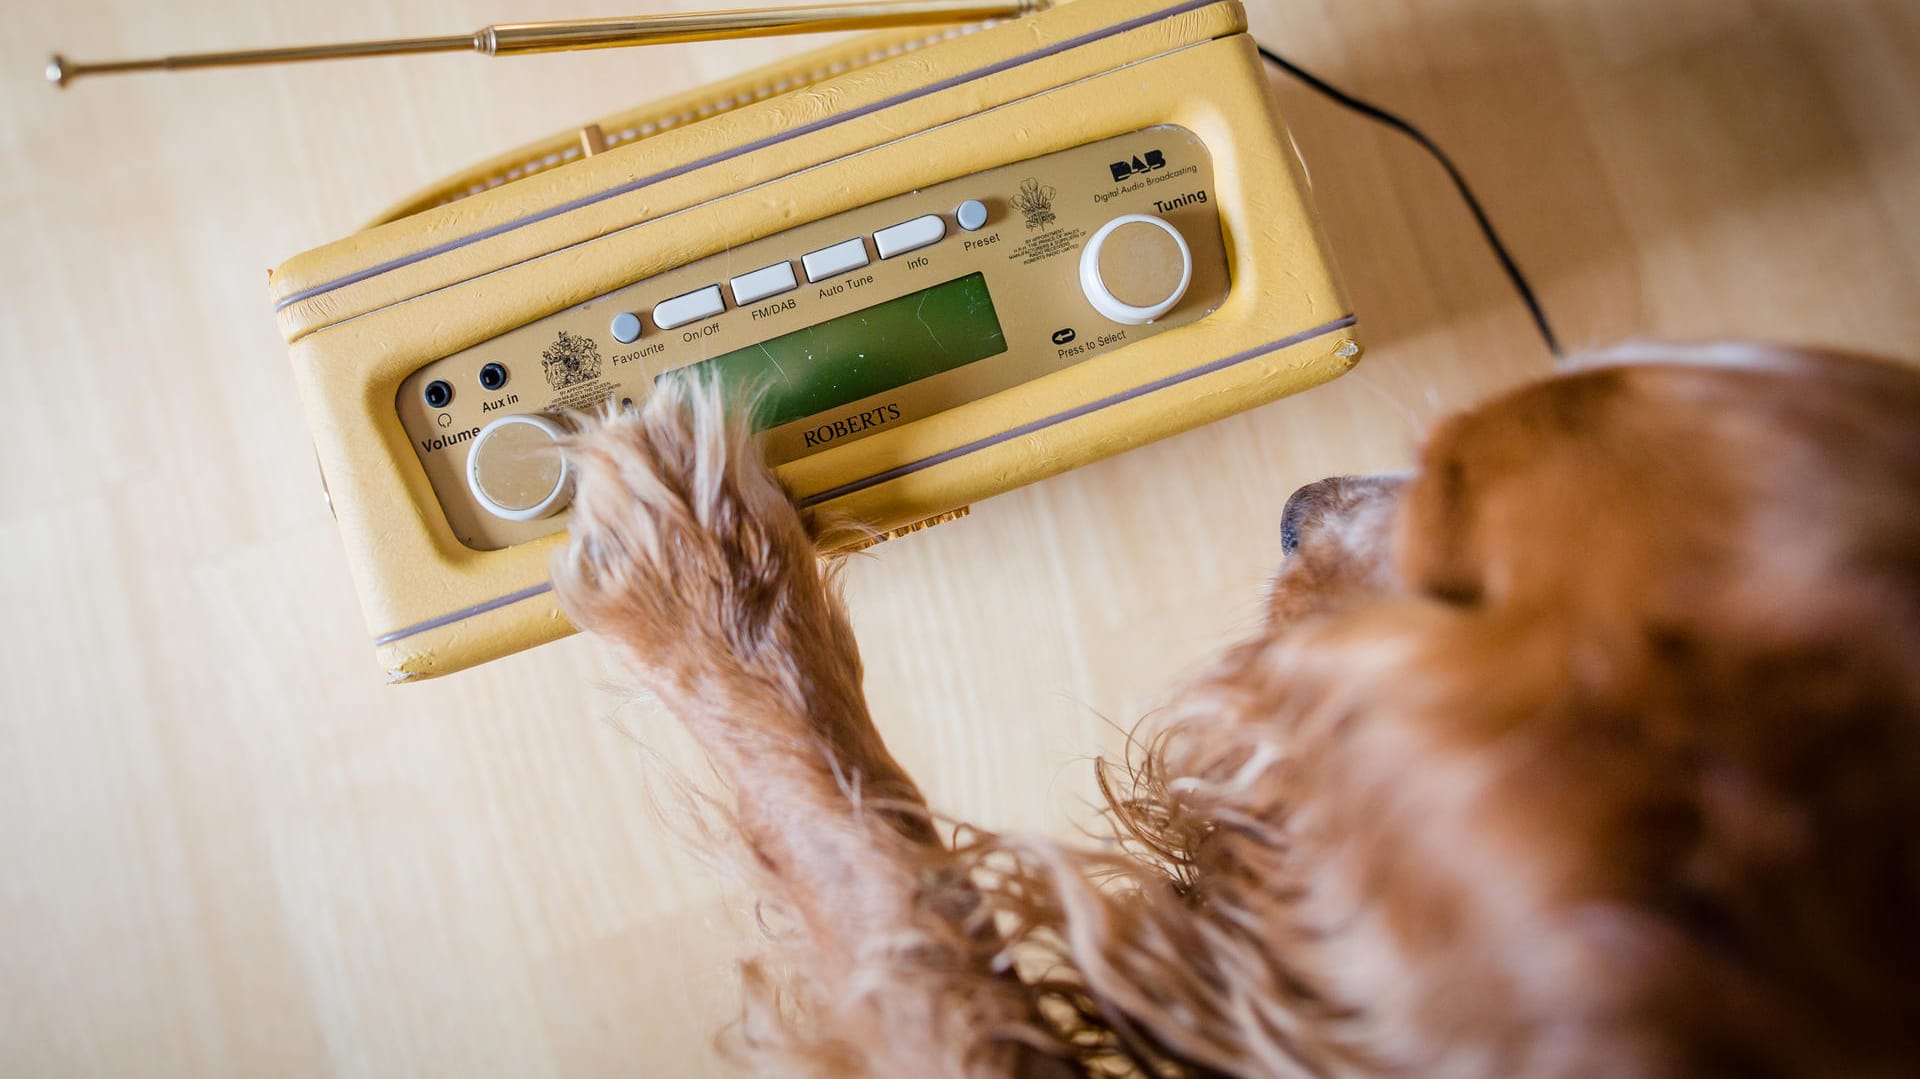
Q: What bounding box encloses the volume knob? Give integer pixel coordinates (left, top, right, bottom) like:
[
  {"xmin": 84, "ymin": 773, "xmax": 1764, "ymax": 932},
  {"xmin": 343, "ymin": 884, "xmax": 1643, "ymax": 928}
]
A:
[
  {"xmin": 467, "ymin": 413, "xmax": 572, "ymax": 521},
  {"xmin": 1078, "ymin": 214, "xmax": 1192, "ymax": 325}
]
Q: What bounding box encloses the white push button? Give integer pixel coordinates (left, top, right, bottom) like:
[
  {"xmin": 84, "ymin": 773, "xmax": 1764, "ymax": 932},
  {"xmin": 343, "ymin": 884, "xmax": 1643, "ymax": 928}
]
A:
[
  {"xmin": 610, "ymin": 311, "xmax": 642, "ymax": 343},
  {"xmin": 801, "ymin": 238, "xmax": 869, "ymax": 282},
  {"xmin": 874, "ymin": 214, "xmax": 946, "ymax": 259},
  {"xmin": 652, "ymin": 285, "xmax": 725, "ymax": 330},
  {"xmin": 730, "ymin": 261, "xmax": 797, "ymax": 305},
  {"xmin": 1078, "ymin": 214, "xmax": 1192, "ymax": 325},
  {"xmin": 467, "ymin": 413, "xmax": 572, "ymax": 521},
  {"xmin": 956, "ymin": 199, "xmax": 988, "ymax": 231}
]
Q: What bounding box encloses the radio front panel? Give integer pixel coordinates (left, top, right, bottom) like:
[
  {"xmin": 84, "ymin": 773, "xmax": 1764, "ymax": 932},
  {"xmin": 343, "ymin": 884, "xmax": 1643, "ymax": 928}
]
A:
[{"xmin": 397, "ymin": 126, "xmax": 1228, "ymax": 551}]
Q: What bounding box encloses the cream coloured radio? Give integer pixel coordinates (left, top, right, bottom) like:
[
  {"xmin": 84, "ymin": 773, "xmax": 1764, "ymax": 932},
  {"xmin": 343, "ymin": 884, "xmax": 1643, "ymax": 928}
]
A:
[{"xmin": 268, "ymin": 0, "xmax": 1360, "ymax": 679}]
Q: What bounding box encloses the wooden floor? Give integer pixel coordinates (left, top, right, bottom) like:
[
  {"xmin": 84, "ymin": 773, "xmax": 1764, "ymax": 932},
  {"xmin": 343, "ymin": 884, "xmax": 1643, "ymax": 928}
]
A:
[{"xmin": 3, "ymin": 0, "xmax": 1916, "ymax": 1074}]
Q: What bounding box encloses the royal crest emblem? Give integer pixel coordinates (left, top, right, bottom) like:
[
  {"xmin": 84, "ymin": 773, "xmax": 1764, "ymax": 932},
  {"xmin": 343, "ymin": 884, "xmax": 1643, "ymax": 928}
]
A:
[
  {"xmin": 1011, "ymin": 178, "xmax": 1057, "ymax": 230},
  {"xmin": 540, "ymin": 329, "xmax": 602, "ymax": 389}
]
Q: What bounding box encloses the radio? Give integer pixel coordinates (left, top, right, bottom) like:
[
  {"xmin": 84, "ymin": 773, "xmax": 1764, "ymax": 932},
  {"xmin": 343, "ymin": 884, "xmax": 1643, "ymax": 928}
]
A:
[{"xmin": 81, "ymin": 0, "xmax": 1363, "ymax": 679}]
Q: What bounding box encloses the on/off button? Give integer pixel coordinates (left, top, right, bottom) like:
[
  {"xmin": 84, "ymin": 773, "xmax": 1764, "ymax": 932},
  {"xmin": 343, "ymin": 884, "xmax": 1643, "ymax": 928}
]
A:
[{"xmin": 652, "ymin": 285, "xmax": 725, "ymax": 330}]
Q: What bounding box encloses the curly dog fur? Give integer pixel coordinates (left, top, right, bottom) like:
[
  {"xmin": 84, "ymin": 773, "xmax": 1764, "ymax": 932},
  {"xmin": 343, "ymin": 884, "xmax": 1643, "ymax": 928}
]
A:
[{"xmin": 554, "ymin": 345, "xmax": 1920, "ymax": 1076}]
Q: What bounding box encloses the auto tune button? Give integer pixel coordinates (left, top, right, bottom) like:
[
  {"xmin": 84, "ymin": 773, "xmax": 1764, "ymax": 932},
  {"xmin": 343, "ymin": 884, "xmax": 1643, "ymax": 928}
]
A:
[{"xmin": 801, "ymin": 237, "xmax": 869, "ymax": 282}]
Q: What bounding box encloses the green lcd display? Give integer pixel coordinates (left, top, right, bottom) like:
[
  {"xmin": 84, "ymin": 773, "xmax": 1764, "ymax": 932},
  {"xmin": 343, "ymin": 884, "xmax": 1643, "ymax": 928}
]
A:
[{"xmin": 671, "ymin": 272, "xmax": 1007, "ymax": 430}]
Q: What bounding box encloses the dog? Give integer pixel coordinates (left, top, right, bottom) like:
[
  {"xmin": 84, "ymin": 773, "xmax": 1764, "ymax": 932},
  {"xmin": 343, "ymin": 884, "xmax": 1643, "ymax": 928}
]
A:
[{"xmin": 553, "ymin": 343, "xmax": 1920, "ymax": 1076}]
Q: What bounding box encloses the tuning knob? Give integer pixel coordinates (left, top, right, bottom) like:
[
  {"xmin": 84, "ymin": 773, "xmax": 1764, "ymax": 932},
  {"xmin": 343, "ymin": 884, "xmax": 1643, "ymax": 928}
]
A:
[
  {"xmin": 466, "ymin": 413, "xmax": 572, "ymax": 521},
  {"xmin": 1078, "ymin": 213, "xmax": 1193, "ymax": 325}
]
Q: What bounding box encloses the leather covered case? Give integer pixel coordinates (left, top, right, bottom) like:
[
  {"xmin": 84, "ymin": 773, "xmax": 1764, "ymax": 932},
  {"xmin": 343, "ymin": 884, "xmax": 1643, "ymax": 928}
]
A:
[{"xmin": 269, "ymin": 0, "xmax": 1359, "ymax": 680}]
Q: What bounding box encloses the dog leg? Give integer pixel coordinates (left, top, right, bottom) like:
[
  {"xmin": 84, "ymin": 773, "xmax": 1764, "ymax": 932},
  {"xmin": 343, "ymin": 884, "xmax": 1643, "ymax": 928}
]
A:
[{"xmin": 553, "ymin": 382, "xmax": 1060, "ymax": 1075}]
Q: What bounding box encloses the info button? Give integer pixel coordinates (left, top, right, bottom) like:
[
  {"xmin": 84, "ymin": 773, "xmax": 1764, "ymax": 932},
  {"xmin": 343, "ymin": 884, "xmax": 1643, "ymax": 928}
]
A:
[{"xmin": 874, "ymin": 214, "xmax": 946, "ymax": 259}]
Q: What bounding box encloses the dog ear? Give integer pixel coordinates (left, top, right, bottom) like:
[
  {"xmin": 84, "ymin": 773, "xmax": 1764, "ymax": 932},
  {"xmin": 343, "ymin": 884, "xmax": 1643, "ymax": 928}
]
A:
[{"xmin": 1391, "ymin": 367, "xmax": 1662, "ymax": 615}]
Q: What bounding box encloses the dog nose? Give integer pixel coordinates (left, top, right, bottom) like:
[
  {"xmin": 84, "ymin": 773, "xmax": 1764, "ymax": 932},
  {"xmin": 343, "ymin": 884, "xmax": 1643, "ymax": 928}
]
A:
[
  {"xmin": 1280, "ymin": 473, "xmax": 1408, "ymax": 556},
  {"xmin": 1280, "ymin": 477, "xmax": 1339, "ymax": 556}
]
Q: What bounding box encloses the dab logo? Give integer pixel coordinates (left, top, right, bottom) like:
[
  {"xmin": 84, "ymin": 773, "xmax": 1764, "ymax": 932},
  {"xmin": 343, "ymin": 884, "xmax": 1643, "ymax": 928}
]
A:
[
  {"xmin": 540, "ymin": 329, "xmax": 602, "ymax": 389},
  {"xmin": 1109, "ymin": 149, "xmax": 1167, "ymax": 182},
  {"xmin": 1011, "ymin": 178, "xmax": 1057, "ymax": 230}
]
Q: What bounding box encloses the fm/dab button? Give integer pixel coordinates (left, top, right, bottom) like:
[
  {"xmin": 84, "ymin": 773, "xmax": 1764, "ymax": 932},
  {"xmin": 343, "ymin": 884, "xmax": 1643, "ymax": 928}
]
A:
[{"xmin": 467, "ymin": 414, "xmax": 572, "ymax": 521}]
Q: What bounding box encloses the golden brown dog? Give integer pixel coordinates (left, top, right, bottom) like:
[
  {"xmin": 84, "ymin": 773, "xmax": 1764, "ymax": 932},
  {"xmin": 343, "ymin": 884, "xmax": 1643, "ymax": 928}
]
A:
[{"xmin": 554, "ymin": 344, "xmax": 1920, "ymax": 1076}]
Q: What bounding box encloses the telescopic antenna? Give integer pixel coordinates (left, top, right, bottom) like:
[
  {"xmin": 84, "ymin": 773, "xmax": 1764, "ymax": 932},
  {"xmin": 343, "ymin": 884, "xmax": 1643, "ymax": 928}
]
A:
[{"xmin": 49, "ymin": 0, "xmax": 1045, "ymax": 88}]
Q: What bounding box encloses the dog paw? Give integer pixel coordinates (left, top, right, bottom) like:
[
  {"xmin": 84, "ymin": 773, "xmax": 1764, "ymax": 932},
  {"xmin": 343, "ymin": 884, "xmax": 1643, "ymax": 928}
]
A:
[{"xmin": 553, "ymin": 377, "xmax": 825, "ymax": 688}]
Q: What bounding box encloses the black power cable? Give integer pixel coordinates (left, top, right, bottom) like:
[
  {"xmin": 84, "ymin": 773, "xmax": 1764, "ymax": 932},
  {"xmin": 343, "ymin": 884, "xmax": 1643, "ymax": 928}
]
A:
[{"xmin": 1255, "ymin": 43, "xmax": 1562, "ymax": 359}]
